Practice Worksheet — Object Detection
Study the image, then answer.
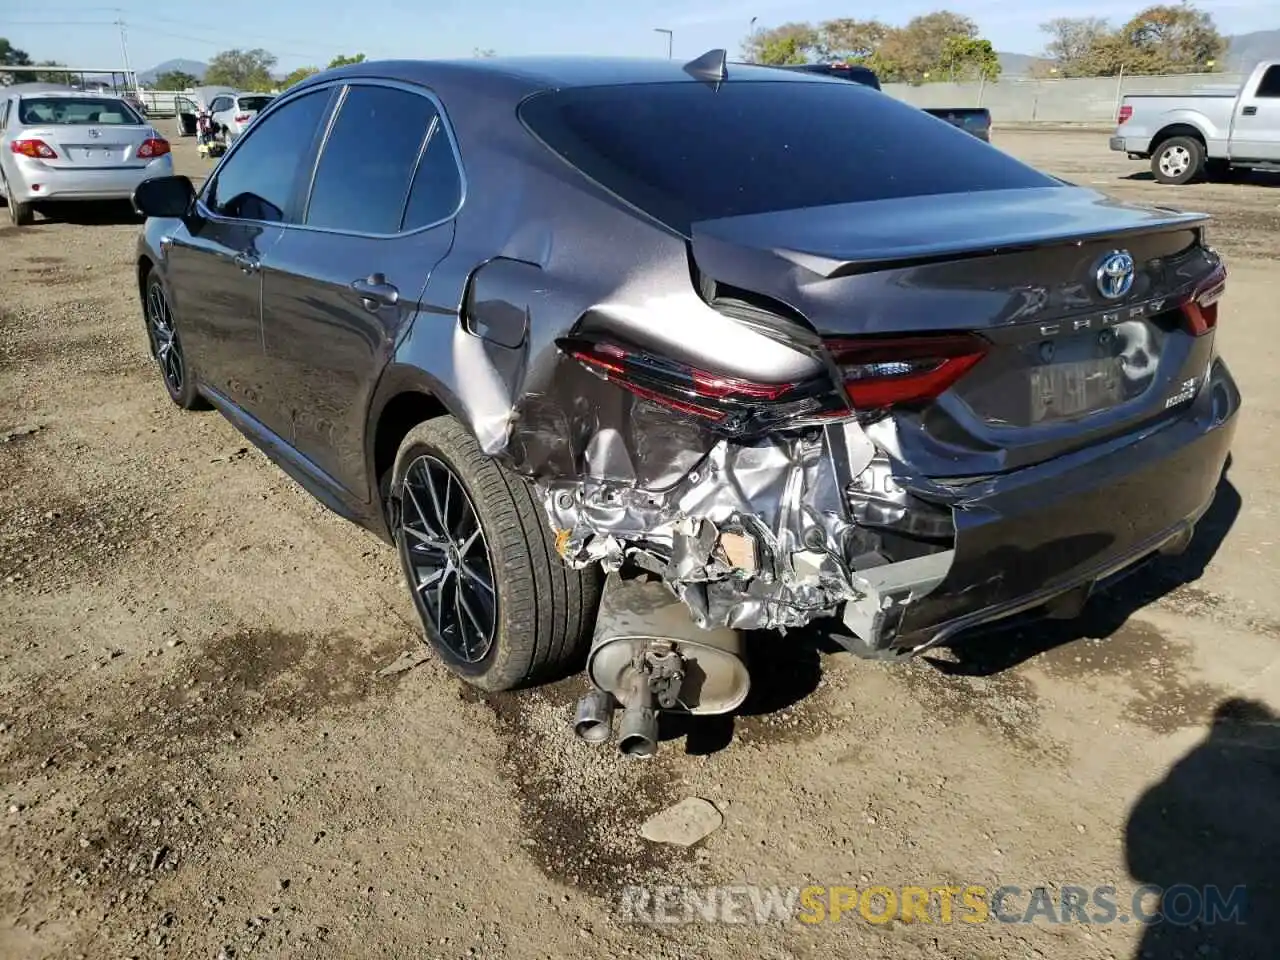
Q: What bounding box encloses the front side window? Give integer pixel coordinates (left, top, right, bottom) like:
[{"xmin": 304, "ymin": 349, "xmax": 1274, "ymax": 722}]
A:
[
  {"xmin": 206, "ymin": 89, "xmax": 331, "ymax": 223},
  {"xmin": 18, "ymin": 97, "xmax": 141, "ymax": 125},
  {"xmin": 304, "ymin": 84, "xmax": 438, "ymax": 234}
]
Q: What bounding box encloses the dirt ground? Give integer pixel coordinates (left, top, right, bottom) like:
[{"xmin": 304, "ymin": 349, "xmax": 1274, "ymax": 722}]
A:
[{"xmin": 2, "ymin": 130, "xmax": 1278, "ymax": 960}]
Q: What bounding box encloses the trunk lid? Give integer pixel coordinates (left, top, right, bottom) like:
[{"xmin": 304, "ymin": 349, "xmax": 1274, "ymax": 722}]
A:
[
  {"xmin": 690, "ymin": 186, "xmax": 1221, "ymax": 476},
  {"xmin": 22, "ymin": 123, "xmax": 158, "ymax": 170}
]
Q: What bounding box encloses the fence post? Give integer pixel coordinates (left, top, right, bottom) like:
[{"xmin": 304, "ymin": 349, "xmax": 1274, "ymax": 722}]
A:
[{"xmin": 1112, "ymin": 64, "xmax": 1125, "ymax": 124}]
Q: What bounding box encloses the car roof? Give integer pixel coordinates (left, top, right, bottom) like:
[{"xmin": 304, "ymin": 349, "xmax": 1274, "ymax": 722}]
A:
[
  {"xmin": 15, "ymin": 88, "xmax": 130, "ymax": 100},
  {"xmin": 315, "ymin": 54, "xmax": 831, "ymax": 96}
]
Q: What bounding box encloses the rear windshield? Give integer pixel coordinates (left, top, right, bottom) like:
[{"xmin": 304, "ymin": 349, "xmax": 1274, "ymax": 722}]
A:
[
  {"xmin": 237, "ymin": 96, "xmax": 273, "ymax": 112},
  {"xmin": 519, "ymin": 80, "xmax": 1056, "ymax": 235},
  {"xmin": 18, "ymin": 97, "xmax": 141, "ymax": 125}
]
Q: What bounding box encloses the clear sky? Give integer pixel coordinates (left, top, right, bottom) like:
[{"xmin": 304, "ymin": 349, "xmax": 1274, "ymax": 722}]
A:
[{"xmin": 4, "ymin": 0, "xmax": 1276, "ymax": 75}]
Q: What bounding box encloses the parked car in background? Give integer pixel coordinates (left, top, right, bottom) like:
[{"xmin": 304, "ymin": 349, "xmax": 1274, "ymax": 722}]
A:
[
  {"xmin": 771, "ymin": 62, "xmax": 993, "ymax": 141},
  {"xmin": 0, "ymin": 89, "xmax": 172, "ymax": 227},
  {"xmin": 173, "ymin": 85, "xmax": 238, "ymax": 138},
  {"xmin": 132, "ymin": 53, "xmax": 1237, "ymax": 758},
  {"xmin": 1111, "ymin": 59, "xmax": 1280, "ymax": 184},
  {"xmin": 209, "ymin": 93, "xmax": 275, "ymax": 142}
]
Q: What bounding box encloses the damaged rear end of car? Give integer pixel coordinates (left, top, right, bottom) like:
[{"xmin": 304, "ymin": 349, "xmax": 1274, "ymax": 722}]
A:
[{"xmin": 461, "ymin": 73, "xmax": 1240, "ymax": 752}]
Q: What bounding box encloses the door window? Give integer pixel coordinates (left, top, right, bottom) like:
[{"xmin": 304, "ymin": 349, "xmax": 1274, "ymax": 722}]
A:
[
  {"xmin": 206, "ymin": 88, "xmax": 331, "ymax": 223},
  {"xmin": 1256, "ymin": 65, "xmax": 1280, "ymax": 99},
  {"xmin": 304, "ymin": 84, "xmax": 439, "ymax": 235}
]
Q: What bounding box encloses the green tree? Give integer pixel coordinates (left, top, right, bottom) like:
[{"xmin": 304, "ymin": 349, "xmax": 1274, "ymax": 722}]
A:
[
  {"xmin": 327, "ymin": 53, "xmax": 366, "ymax": 68},
  {"xmin": 1039, "ymin": 17, "xmax": 1111, "ymax": 76},
  {"xmin": 0, "ymin": 37, "xmax": 33, "ymax": 84},
  {"xmin": 939, "ymin": 36, "xmax": 1000, "ymax": 81},
  {"xmin": 1117, "ymin": 3, "xmax": 1225, "ymax": 73},
  {"xmin": 154, "ymin": 69, "xmax": 198, "ymax": 90},
  {"xmin": 820, "ymin": 18, "xmax": 887, "ymax": 63},
  {"xmin": 204, "ymin": 48, "xmax": 278, "ymax": 90},
  {"xmin": 282, "ymin": 65, "xmax": 319, "ymax": 87},
  {"xmin": 741, "ymin": 23, "xmax": 824, "ymax": 65},
  {"xmin": 32, "ymin": 60, "xmax": 73, "ymax": 83},
  {"xmin": 875, "ymin": 11, "xmax": 980, "ymax": 81}
]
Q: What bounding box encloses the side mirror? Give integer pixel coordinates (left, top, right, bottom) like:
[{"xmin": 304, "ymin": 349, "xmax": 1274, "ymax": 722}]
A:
[{"xmin": 133, "ymin": 175, "xmax": 195, "ymax": 219}]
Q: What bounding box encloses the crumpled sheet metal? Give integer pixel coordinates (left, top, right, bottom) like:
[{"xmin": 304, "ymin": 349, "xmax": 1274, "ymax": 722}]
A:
[{"xmin": 541, "ymin": 428, "xmax": 879, "ymax": 631}]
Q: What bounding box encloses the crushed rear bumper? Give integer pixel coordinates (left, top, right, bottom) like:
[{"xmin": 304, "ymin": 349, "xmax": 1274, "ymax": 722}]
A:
[{"xmin": 871, "ymin": 356, "xmax": 1240, "ymax": 654}]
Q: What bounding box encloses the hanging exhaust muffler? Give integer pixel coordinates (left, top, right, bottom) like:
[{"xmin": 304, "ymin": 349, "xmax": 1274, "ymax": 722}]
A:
[{"xmin": 572, "ymin": 572, "xmax": 750, "ymax": 755}]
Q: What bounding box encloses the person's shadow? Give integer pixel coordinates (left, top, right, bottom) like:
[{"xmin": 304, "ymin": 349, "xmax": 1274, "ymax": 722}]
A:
[{"xmin": 1125, "ymin": 698, "xmax": 1279, "ymax": 958}]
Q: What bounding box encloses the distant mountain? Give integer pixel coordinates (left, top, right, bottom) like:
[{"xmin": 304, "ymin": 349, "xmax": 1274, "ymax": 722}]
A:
[
  {"xmin": 137, "ymin": 59, "xmax": 207, "ymax": 85},
  {"xmin": 1226, "ymin": 29, "xmax": 1280, "ymax": 73},
  {"xmin": 997, "ymin": 51, "xmax": 1048, "ymax": 76}
]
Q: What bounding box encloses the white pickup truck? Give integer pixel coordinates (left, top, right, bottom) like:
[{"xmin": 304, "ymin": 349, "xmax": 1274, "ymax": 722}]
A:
[{"xmin": 1110, "ymin": 59, "xmax": 1280, "ymax": 184}]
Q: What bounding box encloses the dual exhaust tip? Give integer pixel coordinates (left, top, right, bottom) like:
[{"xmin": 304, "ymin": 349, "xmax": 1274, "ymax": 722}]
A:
[{"xmin": 574, "ymin": 689, "xmax": 658, "ymax": 758}]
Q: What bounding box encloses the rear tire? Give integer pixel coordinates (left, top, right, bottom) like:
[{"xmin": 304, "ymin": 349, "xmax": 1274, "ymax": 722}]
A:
[
  {"xmin": 7, "ymin": 193, "xmax": 34, "ymax": 227},
  {"xmin": 391, "ymin": 416, "xmax": 602, "ymax": 691},
  {"xmin": 1151, "ymin": 136, "xmax": 1204, "ymax": 185}
]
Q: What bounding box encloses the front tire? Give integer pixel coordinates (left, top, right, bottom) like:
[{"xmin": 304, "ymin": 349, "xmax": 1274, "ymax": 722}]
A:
[
  {"xmin": 1152, "ymin": 136, "xmax": 1204, "ymax": 185},
  {"xmin": 144, "ymin": 269, "xmax": 205, "ymax": 409},
  {"xmin": 391, "ymin": 417, "xmax": 601, "ymax": 691}
]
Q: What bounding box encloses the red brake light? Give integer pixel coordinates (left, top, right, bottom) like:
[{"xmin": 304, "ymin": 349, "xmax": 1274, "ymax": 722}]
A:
[
  {"xmin": 1118, "ymin": 105, "xmax": 1133, "ymax": 125},
  {"xmin": 1184, "ymin": 264, "xmax": 1226, "ymax": 337},
  {"xmin": 10, "ymin": 138, "xmax": 57, "ymax": 159},
  {"xmin": 561, "ymin": 339, "xmax": 806, "ymax": 423},
  {"xmin": 234, "ymin": 113, "xmax": 251, "ymax": 123},
  {"xmin": 824, "ymin": 334, "xmax": 989, "ymax": 410},
  {"xmin": 136, "ymin": 138, "xmax": 171, "ymax": 159}
]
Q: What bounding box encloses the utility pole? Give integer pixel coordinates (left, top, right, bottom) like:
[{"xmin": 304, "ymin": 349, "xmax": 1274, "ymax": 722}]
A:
[
  {"xmin": 115, "ymin": 16, "xmax": 137, "ymax": 96},
  {"xmin": 654, "ymin": 28, "xmax": 673, "ymax": 60}
]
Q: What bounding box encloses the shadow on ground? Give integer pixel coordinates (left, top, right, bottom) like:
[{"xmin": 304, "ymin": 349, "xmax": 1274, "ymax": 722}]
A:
[
  {"xmin": 1125, "ymin": 697, "xmax": 1279, "ymax": 958},
  {"xmin": 926, "ymin": 465, "xmax": 1240, "ymax": 678},
  {"xmin": 30, "ymin": 200, "xmax": 142, "ymax": 227}
]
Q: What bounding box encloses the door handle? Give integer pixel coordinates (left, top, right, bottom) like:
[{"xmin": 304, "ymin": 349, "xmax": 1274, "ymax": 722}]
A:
[
  {"xmin": 233, "ymin": 252, "xmax": 259, "ymax": 275},
  {"xmin": 350, "ymin": 273, "xmax": 400, "ymax": 311},
  {"xmin": 1242, "ymin": 106, "xmax": 1258, "ymax": 116}
]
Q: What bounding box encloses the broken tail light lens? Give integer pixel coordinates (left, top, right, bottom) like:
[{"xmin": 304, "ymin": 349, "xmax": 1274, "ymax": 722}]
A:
[
  {"xmin": 824, "ymin": 334, "xmax": 989, "ymax": 410},
  {"xmin": 559, "ymin": 338, "xmax": 806, "ymax": 423},
  {"xmin": 10, "ymin": 139, "xmax": 57, "ymax": 159},
  {"xmin": 1183, "ymin": 263, "xmax": 1226, "ymax": 337}
]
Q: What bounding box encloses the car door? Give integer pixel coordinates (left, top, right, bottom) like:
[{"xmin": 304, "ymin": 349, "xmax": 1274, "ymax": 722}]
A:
[
  {"xmin": 163, "ymin": 86, "xmax": 334, "ymax": 416},
  {"xmin": 258, "ymin": 80, "xmax": 463, "ymax": 502},
  {"xmin": 208, "ymin": 95, "xmax": 233, "ymax": 132},
  {"xmin": 1230, "ymin": 64, "xmax": 1280, "ymax": 161}
]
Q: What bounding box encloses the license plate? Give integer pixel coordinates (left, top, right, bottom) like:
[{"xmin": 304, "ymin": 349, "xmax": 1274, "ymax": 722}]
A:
[{"xmin": 1029, "ymin": 358, "xmax": 1123, "ymax": 423}]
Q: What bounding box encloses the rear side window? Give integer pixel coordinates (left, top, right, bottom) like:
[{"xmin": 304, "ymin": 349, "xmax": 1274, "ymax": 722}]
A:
[
  {"xmin": 237, "ymin": 95, "xmax": 273, "ymax": 112},
  {"xmin": 1257, "ymin": 65, "xmax": 1280, "ymax": 98},
  {"xmin": 519, "ymin": 80, "xmax": 1056, "ymax": 235},
  {"xmin": 305, "ymin": 84, "xmax": 438, "ymax": 234},
  {"xmin": 401, "ymin": 120, "xmax": 463, "ymax": 230}
]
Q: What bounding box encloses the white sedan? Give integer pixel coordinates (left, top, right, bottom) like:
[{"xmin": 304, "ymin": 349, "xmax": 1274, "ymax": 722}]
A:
[{"xmin": 0, "ymin": 90, "xmax": 173, "ymax": 227}]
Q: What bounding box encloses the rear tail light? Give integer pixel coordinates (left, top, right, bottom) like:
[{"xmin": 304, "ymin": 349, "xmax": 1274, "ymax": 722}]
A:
[
  {"xmin": 824, "ymin": 334, "xmax": 989, "ymax": 410},
  {"xmin": 1118, "ymin": 105, "xmax": 1133, "ymax": 125},
  {"xmin": 136, "ymin": 138, "xmax": 171, "ymax": 159},
  {"xmin": 233, "ymin": 113, "xmax": 251, "ymax": 123},
  {"xmin": 1184, "ymin": 264, "xmax": 1227, "ymax": 337},
  {"xmin": 10, "ymin": 139, "xmax": 57, "ymax": 159},
  {"xmin": 559, "ymin": 337, "xmax": 814, "ymax": 425}
]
